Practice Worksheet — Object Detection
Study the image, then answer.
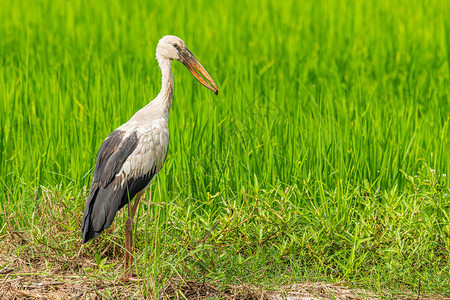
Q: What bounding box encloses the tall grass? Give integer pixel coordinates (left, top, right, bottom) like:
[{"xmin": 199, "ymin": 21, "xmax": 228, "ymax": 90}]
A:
[{"xmin": 1, "ymin": 0, "xmax": 449, "ymax": 296}]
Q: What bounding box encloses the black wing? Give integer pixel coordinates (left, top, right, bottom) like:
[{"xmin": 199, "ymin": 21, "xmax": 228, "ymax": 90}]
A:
[{"xmin": 81, "ymin": 130, "xmax": 155, "ymax": 244}]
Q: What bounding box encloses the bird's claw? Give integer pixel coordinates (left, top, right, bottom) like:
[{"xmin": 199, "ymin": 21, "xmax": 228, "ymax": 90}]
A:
[{"xmin": 120, "ymin": 273, "xmax": 143, "ymax": 283}]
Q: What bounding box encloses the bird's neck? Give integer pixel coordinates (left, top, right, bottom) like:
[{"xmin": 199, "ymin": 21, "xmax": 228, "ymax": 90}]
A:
[{"xmin": 155, "ymin": 58, "xmax": 174, "ymax": 115}]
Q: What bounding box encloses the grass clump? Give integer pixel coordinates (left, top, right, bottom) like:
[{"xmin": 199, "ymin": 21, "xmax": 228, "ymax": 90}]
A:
[{"xmin": 1, "ymin": 167, "xmax": 448, "ymax": 298}]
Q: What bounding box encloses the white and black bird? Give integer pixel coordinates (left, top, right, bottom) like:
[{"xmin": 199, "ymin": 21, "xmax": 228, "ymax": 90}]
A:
[{"xmin": 81, "ymin": 35, "xmax": 219, "ymax": 281}]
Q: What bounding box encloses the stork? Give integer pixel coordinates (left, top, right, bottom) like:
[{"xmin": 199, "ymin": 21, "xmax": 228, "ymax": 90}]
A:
[{"xmin": 81, "ymin": 35, "xmax": 219, "ymax": 281}]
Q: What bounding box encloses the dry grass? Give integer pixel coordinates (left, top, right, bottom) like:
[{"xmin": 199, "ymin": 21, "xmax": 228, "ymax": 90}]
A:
[
  {"xmin": 1, "ymin": 249, "xmax": 446, "ymax": 299},
  {"xmin": 0, "ymin": 248, "xmax": 124, "ymax": 299}
]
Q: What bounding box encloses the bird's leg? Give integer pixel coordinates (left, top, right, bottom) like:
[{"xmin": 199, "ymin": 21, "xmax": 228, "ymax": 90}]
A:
[
  {"xmin": 121, "ymin": 192, "xmax": 145, "ymax": 282},
  {"xmin": 131, "ymin": 190, "xmax": 145, "ymax": 220},
  {"xmin": 122, "ymin": 202, "xmax": 133, "ymax": 281}
]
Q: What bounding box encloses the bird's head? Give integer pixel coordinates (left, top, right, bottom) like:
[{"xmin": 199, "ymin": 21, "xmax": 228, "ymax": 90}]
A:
[{"xmin": 156, "ymin": 35, "xmax": 219, "ymax": 95}]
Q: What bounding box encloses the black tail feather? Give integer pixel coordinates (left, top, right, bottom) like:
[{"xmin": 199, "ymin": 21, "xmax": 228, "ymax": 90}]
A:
[{"xmin": 81, "ymin": 180, "xmax": 124, "ymax": 243}]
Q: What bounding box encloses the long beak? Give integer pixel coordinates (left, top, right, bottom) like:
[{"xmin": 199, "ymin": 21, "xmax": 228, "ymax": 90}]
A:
[{"xmin": 180, "ymin": 48, "xmax": 219, "ymax": 95}]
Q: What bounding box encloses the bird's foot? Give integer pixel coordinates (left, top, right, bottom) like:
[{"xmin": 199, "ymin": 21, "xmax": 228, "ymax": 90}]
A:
[{"xmin": 120, "ymin": 273, "xmax": 143, "ymax": 283}]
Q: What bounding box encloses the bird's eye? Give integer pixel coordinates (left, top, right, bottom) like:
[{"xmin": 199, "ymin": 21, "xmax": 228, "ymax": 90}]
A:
[{"xmin": 173, "ymin": 43, "xmax": 178, "ymax": 48}]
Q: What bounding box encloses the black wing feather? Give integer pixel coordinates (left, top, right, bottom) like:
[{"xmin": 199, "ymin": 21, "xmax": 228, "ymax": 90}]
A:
[{"xmin": 81, "ymin": 129, "xmax": 155, "ymax": 244}]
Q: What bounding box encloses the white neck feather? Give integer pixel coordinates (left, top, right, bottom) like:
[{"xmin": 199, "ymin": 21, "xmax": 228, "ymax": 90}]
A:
[
  {"xmin": 154, "ymin": 57, "xmax": 174, "ymax": 115},
  {"xmin": 131, "ymin": 57, "xmax": 174, "ymax": 122}
]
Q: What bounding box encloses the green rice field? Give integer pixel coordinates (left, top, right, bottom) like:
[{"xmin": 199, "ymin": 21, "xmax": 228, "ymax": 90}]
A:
[{"xmin": 1, "ymin": 0, "xmax": 449, "ymax": 298}]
